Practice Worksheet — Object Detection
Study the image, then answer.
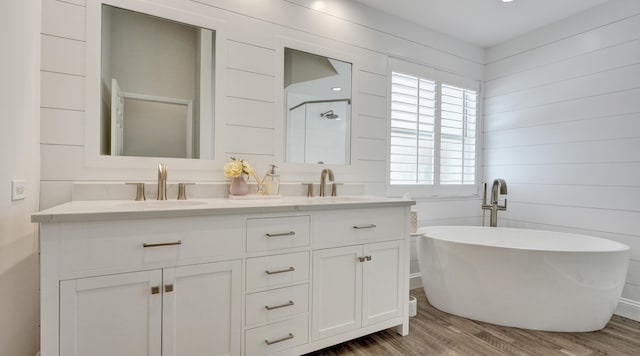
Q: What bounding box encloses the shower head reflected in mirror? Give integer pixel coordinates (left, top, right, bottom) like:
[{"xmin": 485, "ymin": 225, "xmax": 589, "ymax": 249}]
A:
[{"xmin": 320, "ymin": 110, "xmax": 340, "ymax": 120}]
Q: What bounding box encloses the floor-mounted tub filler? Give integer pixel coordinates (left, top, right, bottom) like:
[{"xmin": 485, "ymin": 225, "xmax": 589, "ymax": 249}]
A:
[{"xmin": 417, "ymin": 226, "xmax": 630, "ymax": 332}]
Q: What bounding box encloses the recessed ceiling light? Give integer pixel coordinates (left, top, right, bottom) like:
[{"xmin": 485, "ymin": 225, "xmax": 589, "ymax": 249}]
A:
[{"xmin": 331, "ymin": 87, "xmax": 342, "ymax": 92}]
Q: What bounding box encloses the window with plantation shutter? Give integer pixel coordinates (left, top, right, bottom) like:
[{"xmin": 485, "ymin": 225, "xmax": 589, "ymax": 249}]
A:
[
  {"xmin": 440, "ymin": 84, "xmax": 477, "ymax": 185},
  {"xmin": 388, "ymin": 62, "xmax": 479, "ymax": 197},
  {"xmin": 389, "ymin": 72, "xmax": 436, "ymax": 185}
]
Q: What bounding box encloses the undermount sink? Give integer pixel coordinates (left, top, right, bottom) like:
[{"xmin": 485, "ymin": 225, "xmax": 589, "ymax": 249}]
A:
[{"xmin": 119, "ymin": 200, "xmax": 207, "ymax": 210}]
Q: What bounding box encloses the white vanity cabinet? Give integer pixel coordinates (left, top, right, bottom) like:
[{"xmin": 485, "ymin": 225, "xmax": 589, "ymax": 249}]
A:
[
  {"xmin": 310, "ymin": 208, "xmax": 406, "ymax": 343},
  {"xmin": 59, "ymin": 260, "xmax": 241, "ymax": 356},
  {"xmin": 35, "ymin": 198, "xmax": 412, "ymax": 356}
]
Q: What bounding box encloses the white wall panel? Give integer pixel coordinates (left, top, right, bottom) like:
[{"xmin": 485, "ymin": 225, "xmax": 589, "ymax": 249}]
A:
[
  {"xmin": 485, "ymin": 88, "xmax": 640, "ymax": 132},
  {"xmin": 486, "ymin": 63, "xmax": 640, "ymax": 114},
  {"xmin": 226, "ymin": 97, "xmax": 275, "ymax": 129},
  {"xmin": 225, "ymin": 125, "xmax": 274, "ymax": 155},
  {"xmin": 486, "ymin": 14, "xmax": 640, "ymax": 80},
  {"xmin": 505, "ymin": 183, "xmax": 640, "ymax": 213},
  {"xmin": 486, "ymin": 39, "xmax": 640, "ymax": 98},
  {"xmin": 359, "ymin": 70, "xmax": 386, "ymax": 97},
  {"xmin": 41, "ymin": 71, "xmax": 84, "ymax": 110},
  {"xmin": 42, "ymin": 0, "xmax": 86, "ymax": 41},
  {"xmin": 352, "ymin": 138, "xmax": 385, "ymax": 161},
  {"xmin": 486, "ymin": 162, "xmax": 640, "ymax": 187},
  {"xmin": 39, "ymin": 181, "xmax": 73, "ymax": 210},
  {"xmin": 627, "ymin": 260, "xmax": 640, "ymax": 286},
  {"xmin": 485, "ymin": 138, "xmax": 640, "ymax": 166},
  {"xmin": 41, "ymin": 108, "xmax": 84, "ymax": 146},
  {"xmin": 227, "ymin": 40, "xmax": 275, "ymax": 76},
  {"xmin": 358, "ymin": 93, "xmax": 386, "ymax": 118},
  {"xmin": 356, "ymin": 115, "xmax": 386, "ymax": 140},
  {"xmin": 226, "ymin": 69, "xmax": 275, "ymax": 102},
  {"xmin": 500, "ymin": 202, "xmax": 640, "ymax": 238},
  {"xmin": 486, "ymin": 0, "xmax": 640, "ymax": 63},
  {"xmin": 484, "ymin": 113, "xmax": 640, "ymax": 149},
  {"xmin": 41, "ymin": 35, "xmax": 85, "ymax": 75},
  {"xmin": 623, "ymin": 284, "xmax": 640, "ymax": 301}
]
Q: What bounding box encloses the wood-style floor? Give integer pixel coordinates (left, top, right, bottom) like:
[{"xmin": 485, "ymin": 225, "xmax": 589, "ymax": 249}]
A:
[{"xmin": 306, "ymin": 288, "xmax": 640, "ymax": 356}]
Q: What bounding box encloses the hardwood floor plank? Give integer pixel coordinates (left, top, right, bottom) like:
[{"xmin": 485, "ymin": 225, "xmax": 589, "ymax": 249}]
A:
[{"xmin": 305, "ymin": 288, "xmax": 640, "ymax": 356}]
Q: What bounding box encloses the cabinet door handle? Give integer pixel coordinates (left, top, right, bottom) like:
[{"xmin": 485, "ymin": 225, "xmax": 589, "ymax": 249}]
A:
[
  {"xmin": 151, "ymin": 286, "xmax": 160, "ymax": 295},
  {"xmin": 358, "ymin": 256, "xmax": 366, "ymax": 262},
  {"xmin": 265, "ymin": 231, "xmax": 296, "ymax": 238},
  {"xmin": 366, "ymin": 255, "xmax": 372, "ymax": 261},
  {"xmin": 353, "ymin": 224, "xmax": 376, "ymax": 229},
  {"xmin": 265, "ymin": 267, "xmax": 295, "ymax": 275},
  {"xmin": 143, "ymin": 240, "xmax": 182, "ymax": 248},
  {"xmin": 164, "ymin": 284, "xmax": 174, "ymax": 293},
  {"xmin": 265, "ymin": 300, "xmax": 295, "ymax": 310},
  {"xmin": 265, "ymin": 333, "xmax": 294, "ymax": 346}
]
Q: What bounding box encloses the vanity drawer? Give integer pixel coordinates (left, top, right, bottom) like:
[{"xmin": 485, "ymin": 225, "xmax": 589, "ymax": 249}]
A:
[
  {"xmin": 313, "ymin": 207, "xmax": 406, "ymax": 248},
  {"xmin": 245, "ymin": 314, "xmax": 308, "ymax": 356},
  {"xmin": 58, "ymin": 215, "xmax": 243, "ymax": 276},
  {"xmin": 245, "ymin": 284, "xmax": 309, "ymax": 327},
  {"xmin": 246, "ymin": 252, "xmax": 309, "ymax": 292},
  {"xmin": 246, "ymin": 215, "xmax": 310, "ymax": 253}
]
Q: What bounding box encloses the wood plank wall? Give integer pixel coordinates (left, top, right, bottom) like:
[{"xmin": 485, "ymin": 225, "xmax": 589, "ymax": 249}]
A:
[{"xmin": 484, "ymin": 0, "xmax": 640, "ymax": 318}]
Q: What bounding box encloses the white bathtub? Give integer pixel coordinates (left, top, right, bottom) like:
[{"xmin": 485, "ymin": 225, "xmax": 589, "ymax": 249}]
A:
[{"xmin": 417, "ymin": 226, "xmax": 630, "ymax": 332}]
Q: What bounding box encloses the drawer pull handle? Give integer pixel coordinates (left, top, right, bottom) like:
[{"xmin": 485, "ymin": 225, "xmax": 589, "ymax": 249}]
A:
[
  {"xmin": 366, "ymin": 255, "xmax": 372, "ymax": 261},
  {"xmin": 164, "ymin": 284, "xmax": 174, "ymax": 293},
  {"xmin": 265, "ymin": 231, "xmax": 296, "ymax": 238},
  {"xmin": 151, "ymin": 286, "xmax": 160, "ymax": 295},
  {"xmin": 353, "ymin": 224, "xmax": 376, "ymax": 229},
  {"xmin": 265, "ymin": 333, "xmax": 294, "ymax": 346},
  {"xmin": 265, "ymin": 267, "xmax": 295, "ymax": 275},
  {"xmin": 265, "ymin": 300, "xmax": 295, "ymax": 311},
  {"xmin": 143, "ymin": 240, "xmax": 182, "ymax": 248},
  {"xmin": 358, "ymin": 256, "xmax": 366, "ymax": 262}
]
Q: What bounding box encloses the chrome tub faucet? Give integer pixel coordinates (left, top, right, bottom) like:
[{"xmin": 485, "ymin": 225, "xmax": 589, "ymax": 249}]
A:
[{"xmin": 482, "ymin": 179, "xmax": 507, "ymax": 227}]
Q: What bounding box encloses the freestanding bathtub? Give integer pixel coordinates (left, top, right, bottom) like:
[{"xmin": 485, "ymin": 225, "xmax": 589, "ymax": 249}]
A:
[{"xmin": 417, "ymin": 226, "xmax": 630, "ymax": 332}]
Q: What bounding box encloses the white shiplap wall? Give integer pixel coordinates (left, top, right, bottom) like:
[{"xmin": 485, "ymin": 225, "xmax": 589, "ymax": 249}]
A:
[
  {"xmin": 39, "ymin": 0, "xmax": 483, "ymax": 210},
  {"xmin": 484, "ymin": 0, "xmax": 640, "ymax": 319},
  {"xmin": 40, "ymin": 0, "xmax": 486, "ymax": 293}
]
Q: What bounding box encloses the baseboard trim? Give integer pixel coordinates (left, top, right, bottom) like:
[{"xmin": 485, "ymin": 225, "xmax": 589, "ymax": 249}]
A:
[
  {"xmin": 615, "ymin": 298, "xmax": 640, "ymax": 322},
  {"xmin": 409, "ymin": 272, "xmax": 422, "ymax": 290}
]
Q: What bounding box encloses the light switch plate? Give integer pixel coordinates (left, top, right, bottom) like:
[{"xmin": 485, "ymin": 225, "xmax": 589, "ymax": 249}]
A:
[{"xmin": 12, "ymin": 179, "xmax": 26, "ymax": 201}]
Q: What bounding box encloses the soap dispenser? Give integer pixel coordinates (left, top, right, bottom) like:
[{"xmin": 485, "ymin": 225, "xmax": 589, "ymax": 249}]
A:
[{"xmin": 264, "ymin": 164, "xmax": 280, "ymax": 195}]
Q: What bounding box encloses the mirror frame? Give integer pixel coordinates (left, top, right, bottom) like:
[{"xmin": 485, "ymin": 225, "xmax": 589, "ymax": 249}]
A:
[
  {"xmin": 274, "ymin": 37, "xmax": 360, "ymax": 177},
  {"xmin": 85, "ymin": 0, "xmax": 227, "ymax": 171}
]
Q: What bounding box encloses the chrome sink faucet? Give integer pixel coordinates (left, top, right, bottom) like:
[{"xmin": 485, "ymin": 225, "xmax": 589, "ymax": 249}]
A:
[
  {"xmin": 481, "ymin": 179, "xmax": 507, "ymax": 227},
  {"xmin": 157, "ymin": 163, "xmax": 167, "ymax": 200},
  {"xmin": 319, "ymin": 168, "xmax": 336, "ymax": 197}
]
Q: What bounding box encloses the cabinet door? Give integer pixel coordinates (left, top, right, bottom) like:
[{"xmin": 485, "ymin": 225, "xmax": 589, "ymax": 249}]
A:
[
  {"xmin": 162, "ymin": 260, "xmax": 242, "ymax": 356},
  {"xmin": 312, "ymin": 245, "xmax": 363, "ymax": 340},
  {"xmin": 362, "ymin": 240, "xmax": 404, "ymax": 326},
  {"xmin": 59, "ymin": 270, "xmax": 162, "ymax": 356}
]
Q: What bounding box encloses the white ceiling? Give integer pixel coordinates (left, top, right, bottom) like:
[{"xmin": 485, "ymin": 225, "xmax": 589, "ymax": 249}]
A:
[{"xmin": 355, "ymin": 0, "xmax": 611, "ymax": 48}]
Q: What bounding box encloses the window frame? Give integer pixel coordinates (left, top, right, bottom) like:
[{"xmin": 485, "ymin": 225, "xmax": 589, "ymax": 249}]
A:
[{"xmin": 386, "ymin": 59, "xmax": 481, "ymax": 198}]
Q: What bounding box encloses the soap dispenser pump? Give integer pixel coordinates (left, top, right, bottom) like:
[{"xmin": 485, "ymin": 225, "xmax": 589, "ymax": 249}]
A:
[{"xmin": 264, "ymin": 164, "xmax": 280, "ymax": 195}]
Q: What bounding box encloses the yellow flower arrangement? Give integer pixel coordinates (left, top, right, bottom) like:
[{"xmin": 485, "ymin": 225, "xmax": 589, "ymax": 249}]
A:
[{"xmin": 224, "ymin": 157, "xmax": 253, "ymax": 178}]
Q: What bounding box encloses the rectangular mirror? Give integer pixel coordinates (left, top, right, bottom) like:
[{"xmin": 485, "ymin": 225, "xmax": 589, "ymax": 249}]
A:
[
  {"xmin": 101, "ymin": 4, "xmax": 215, "ymax": 159},
  {"xmin": 284, "ymin": 48, "xmax": 352, "ymax": 165}
]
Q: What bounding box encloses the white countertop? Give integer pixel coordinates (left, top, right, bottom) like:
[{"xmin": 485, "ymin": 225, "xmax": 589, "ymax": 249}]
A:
[{"xmin": 32, "ymin": 196, "xmax": 415, "ymax": 223}]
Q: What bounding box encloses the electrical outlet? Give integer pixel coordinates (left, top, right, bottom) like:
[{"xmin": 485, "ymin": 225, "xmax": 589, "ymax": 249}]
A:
[{"xmin": 12, "ymin": 179, "xmax": 26, "ymax": 201}]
